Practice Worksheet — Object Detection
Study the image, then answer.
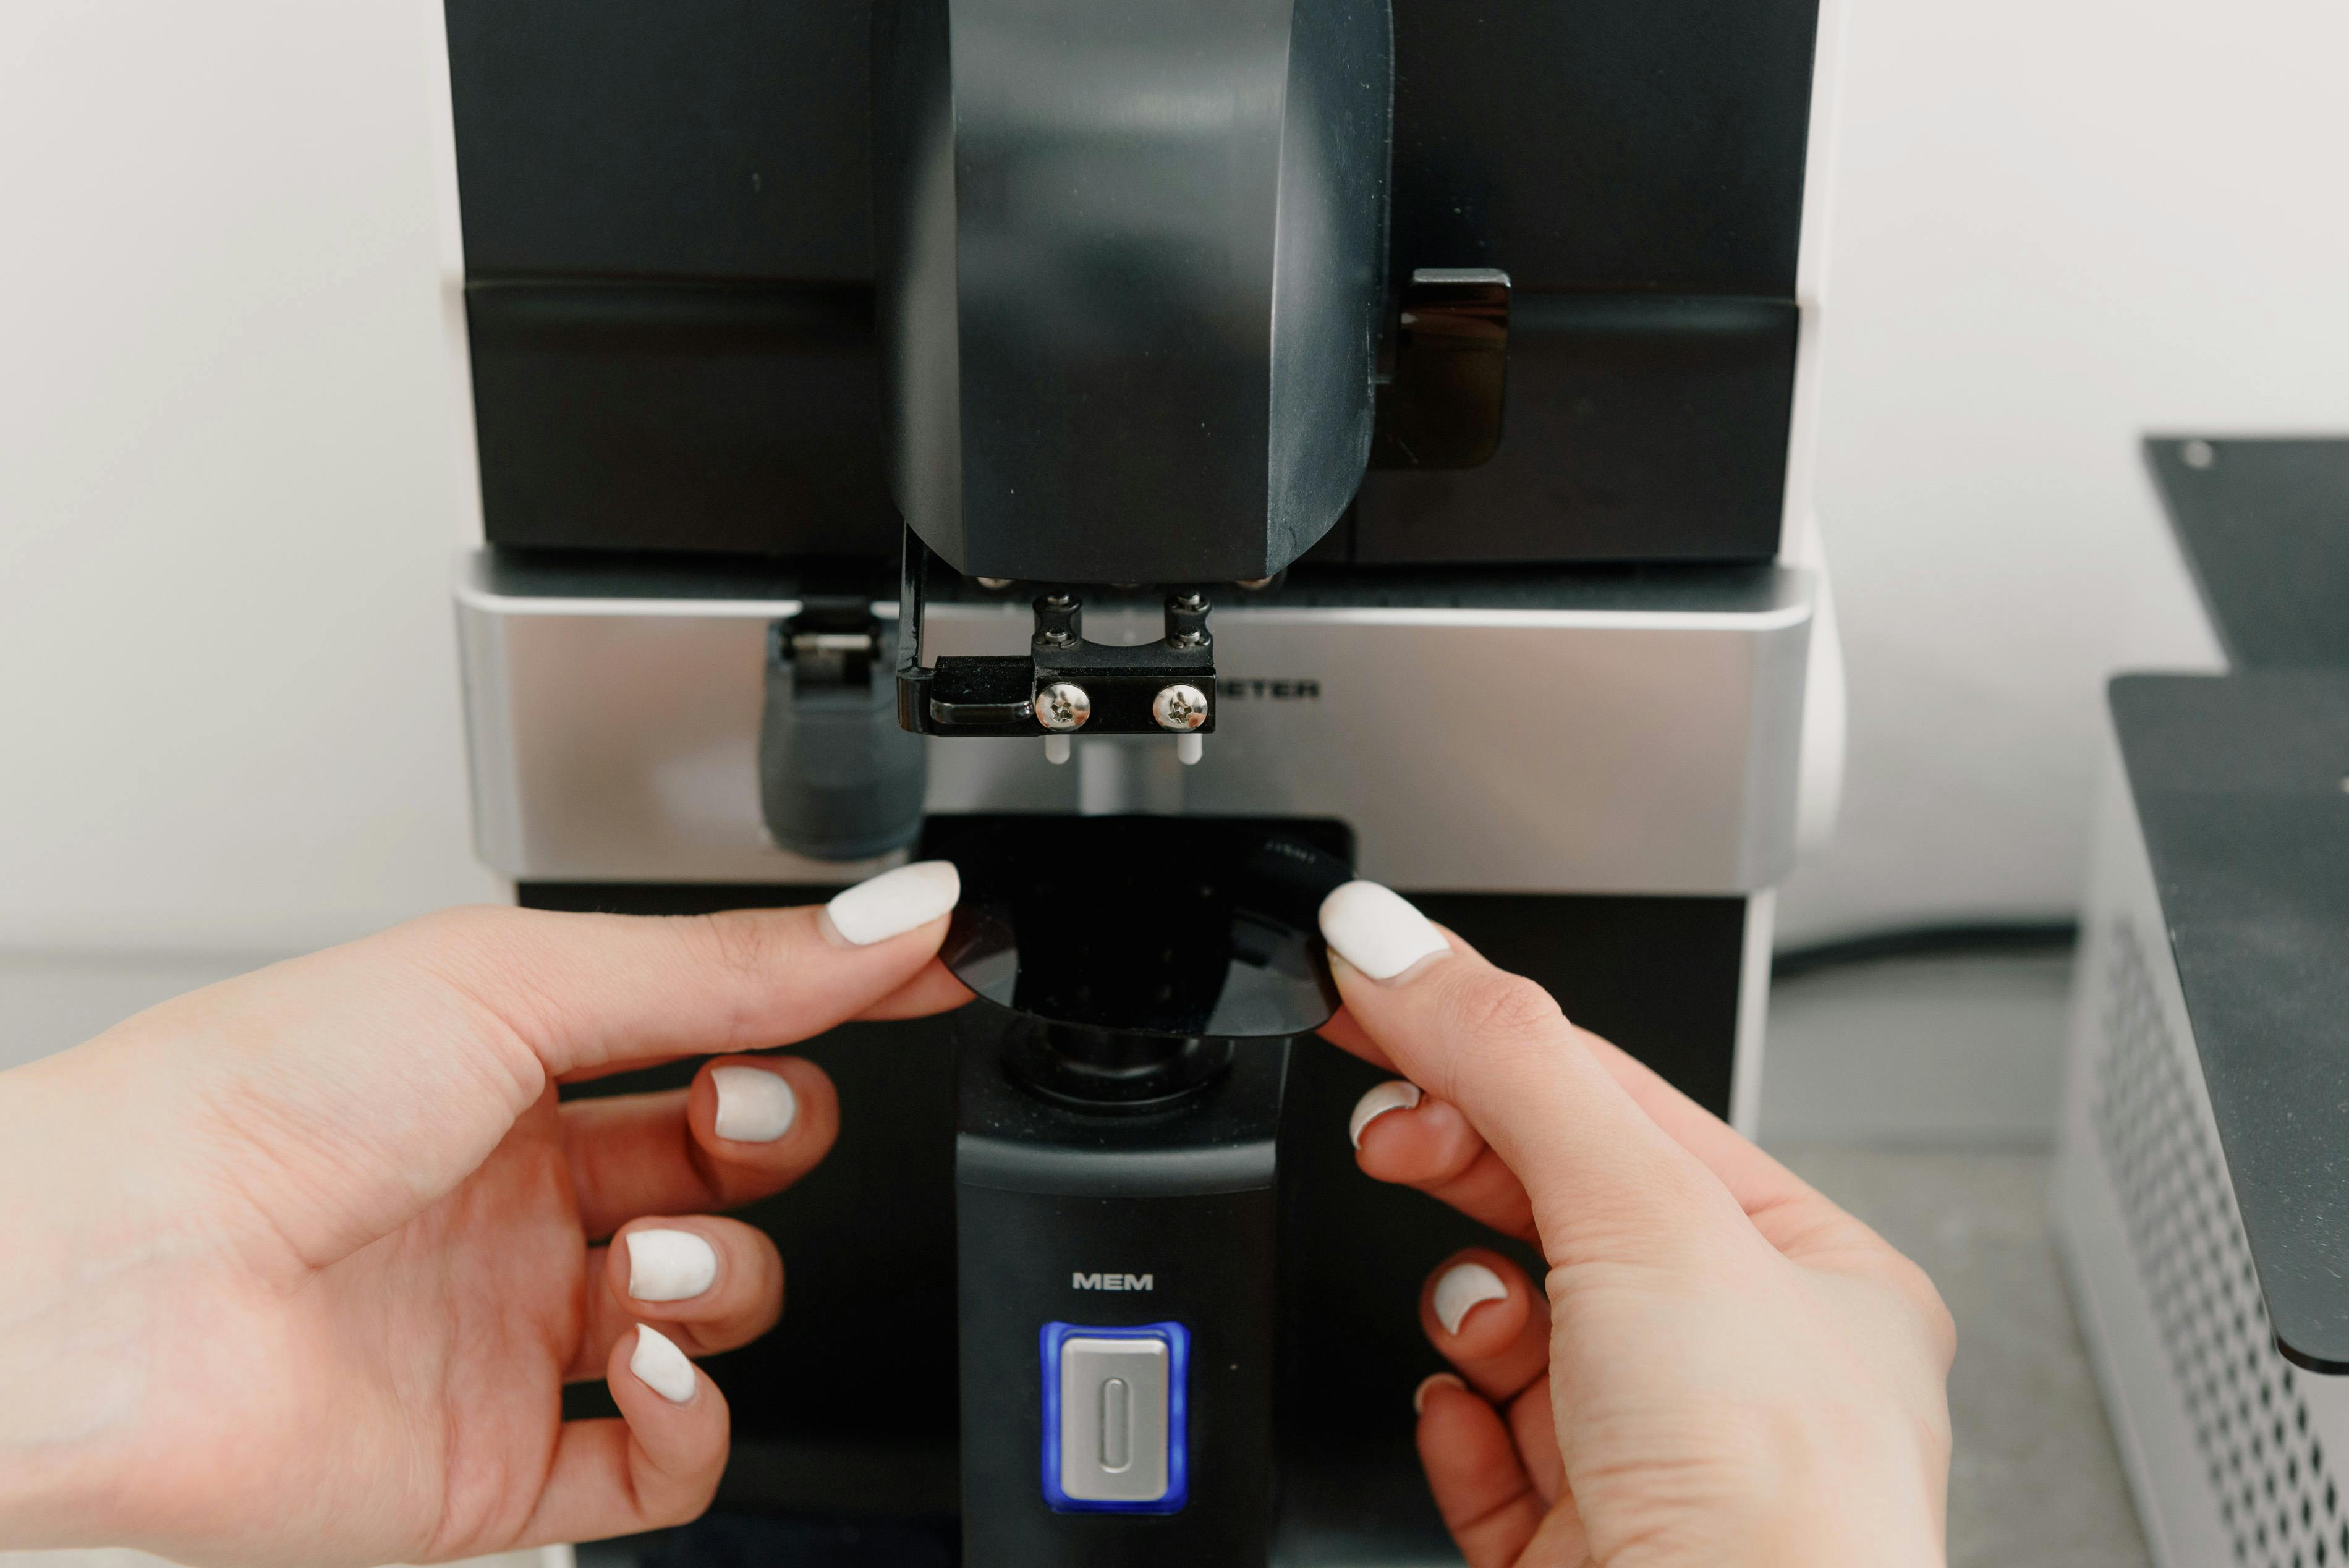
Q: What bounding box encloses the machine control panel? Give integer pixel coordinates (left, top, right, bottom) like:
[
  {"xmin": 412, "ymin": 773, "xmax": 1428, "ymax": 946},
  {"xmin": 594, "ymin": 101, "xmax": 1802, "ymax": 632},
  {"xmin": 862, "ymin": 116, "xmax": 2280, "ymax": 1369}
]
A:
[{"xmin": 1040, "ymin": 1323, "xmax": 1189, "ymax": 1513}]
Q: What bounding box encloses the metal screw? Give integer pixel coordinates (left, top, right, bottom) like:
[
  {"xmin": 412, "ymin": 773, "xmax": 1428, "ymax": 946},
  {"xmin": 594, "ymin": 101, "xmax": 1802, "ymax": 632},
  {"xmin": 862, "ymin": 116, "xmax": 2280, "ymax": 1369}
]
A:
[
  {"xmin": 975, "ymin": 577, "xmax": 1014, "ymax": 590},
  {"xmin": 2182, "ymin": 439, "xmax": 2216, "ymax": 470},
  {"xmin": 1036, "ymin": 682, "xmax": 1092, "ymax": 732},
  {"xmin": 1037, "ymin": 592, "xmax": 1082, "ymax": 648},
  {"xmin": 1169, "ymin": 591, "xmax": 1209, "ymax": 613},
  {"xmin": 1152, "ymin": 684, "xmax": 1209, "ymax": 732}
]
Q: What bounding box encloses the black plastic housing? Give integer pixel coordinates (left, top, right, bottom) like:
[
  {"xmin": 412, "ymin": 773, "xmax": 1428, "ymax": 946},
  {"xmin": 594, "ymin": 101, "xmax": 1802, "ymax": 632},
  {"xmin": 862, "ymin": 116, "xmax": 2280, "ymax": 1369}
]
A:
[
  {"xmin": 873, "ymin": 0, "xmax": 1393, "ymax": 583},
  {"xmin": 955, "ymin": 1018, "xmax": 1285, "ymax": 1565},
  {"xmin": 442, "ymin": 0, "xmax": 1818, "ymax": 567}
]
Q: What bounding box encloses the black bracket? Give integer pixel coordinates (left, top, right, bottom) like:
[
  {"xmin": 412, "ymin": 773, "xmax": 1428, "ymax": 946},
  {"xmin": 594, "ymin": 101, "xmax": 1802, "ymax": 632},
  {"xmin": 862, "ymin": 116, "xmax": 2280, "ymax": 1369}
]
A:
[
  {"xmin": 1370, "ymin": 267, "xmax": 1512, "ymax": 470},
  {"xmin": 783, "ymin": 589, "xmax": 886, "ymax": 695},
  {"xmin": 893, "ymin": 531, "xmax": 1218, "ymax": 739}
]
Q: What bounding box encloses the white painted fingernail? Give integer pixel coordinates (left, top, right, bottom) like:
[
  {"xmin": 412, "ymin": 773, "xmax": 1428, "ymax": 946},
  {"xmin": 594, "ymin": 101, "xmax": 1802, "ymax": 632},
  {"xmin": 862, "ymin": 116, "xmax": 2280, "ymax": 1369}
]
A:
[
  {"xmin": 1348, "ymin": 1080, "xmax": 1424, "ymax": 1148},
  {"xmin": 712, "ymin": 1066, "xmax": 797, "ymax": 1143},
  {"xmin": 1414, "ymin": 1371, "xmax": 1466, "ymax": 1415},
  {"xmin": 630, "ymin": 1324, "xmax": 697, "ymax": 1404},
  {"xmin": 1433, "ymin": 1261, "xmax": 1510, "ymax": 1336},
  {"xmin": 627, "ymin": 1229, "xmax": 718, "ymax": 1303},
  {"xmin": 1320, "ymin": 881, "xmax": 1450, "ymax": 981},
  {"xmin": 824, "ymin": 860, "xmax": 960, "ymax": 946}
]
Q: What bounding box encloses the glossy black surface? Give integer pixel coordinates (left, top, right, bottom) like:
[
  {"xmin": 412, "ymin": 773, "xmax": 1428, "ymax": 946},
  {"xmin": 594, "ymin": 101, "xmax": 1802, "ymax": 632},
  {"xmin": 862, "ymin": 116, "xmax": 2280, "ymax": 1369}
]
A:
[
  {"xmin": 444, "ymin": 0, "xmax": 1815, "ymax": 294},
  {"xmin": 2112, "ymin": 674, "xmax": 2349, "ymax": 1373},
  {"xmin": 1372, "ymin": 269, "xmax": 1511, "ymax": 470},
  {"xmin": 464, "ymin": 282, "xmax": 898, "ymax": 559},
  {"xmin": 474, "ymin": 545, "xmax": 1811, "ymax": 616},
  {"xmin": 1353, "ymin": 294, "xmax": 1797, "ymax": 564},
  {"xmin": 445, "ymin": 0, "xmax": 1816, "ymax": 567},
  {"xmin": 2145, "ymin": 437, "xmax": 2349, "ymax": 670},
  {"xmin": 444, "ymin": 0, "xmax": 875, "ymax": 280},
  {"xmin": 874, "ymin": 0, "xmax": 1392, "ymax": 583},
  {"xmin": 924, "ymin": 816, "xmax": 1353, "ymax": 1042}
]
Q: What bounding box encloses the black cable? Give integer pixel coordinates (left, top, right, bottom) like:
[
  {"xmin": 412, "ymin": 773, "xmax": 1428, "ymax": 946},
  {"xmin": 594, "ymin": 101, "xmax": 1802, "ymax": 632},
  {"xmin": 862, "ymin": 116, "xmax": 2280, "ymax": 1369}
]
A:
[{"xmin": 1771, "ymin": 920, "xmax": 2080, "ymax": 982}]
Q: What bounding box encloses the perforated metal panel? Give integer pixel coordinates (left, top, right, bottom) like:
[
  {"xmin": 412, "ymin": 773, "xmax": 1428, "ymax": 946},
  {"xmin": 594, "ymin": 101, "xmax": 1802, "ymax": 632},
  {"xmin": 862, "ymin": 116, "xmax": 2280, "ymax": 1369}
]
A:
[{"xmin": 2089, "ymin": 919, "xmax": 2346, "ymax": 1567}]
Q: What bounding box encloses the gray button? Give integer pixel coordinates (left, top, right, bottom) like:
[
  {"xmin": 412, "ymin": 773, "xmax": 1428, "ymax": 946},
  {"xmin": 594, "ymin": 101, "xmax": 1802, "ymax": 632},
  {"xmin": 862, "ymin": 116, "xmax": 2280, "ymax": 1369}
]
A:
[
  {"xmin": 1101, "ymin": 1378, "xmax": 1131, "ymax": 1470},
  {"xmin": 1060, "ymin": 1337, "xmax": 1169, "ymax": 1502}
]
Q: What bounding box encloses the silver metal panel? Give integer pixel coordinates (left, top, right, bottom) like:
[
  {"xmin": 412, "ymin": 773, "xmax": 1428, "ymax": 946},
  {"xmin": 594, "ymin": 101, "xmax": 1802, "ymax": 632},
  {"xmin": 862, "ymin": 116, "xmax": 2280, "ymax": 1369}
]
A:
[
  {"xmin": 2053, "ymin": 729, "xmax": 2349, "ymax": 1568},
  {"xmin": 1059, "ymin": 1336, "xmax": 1171, "ymax": 1504},
  {"xmin": 456, "ymin": 553, "xmax": 1812, "ymax": 892}
]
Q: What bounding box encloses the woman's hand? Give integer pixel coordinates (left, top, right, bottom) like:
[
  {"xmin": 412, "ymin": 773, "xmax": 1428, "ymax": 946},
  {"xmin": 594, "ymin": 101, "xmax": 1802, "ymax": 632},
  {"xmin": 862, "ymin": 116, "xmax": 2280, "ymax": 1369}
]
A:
[
  {"xmin": 1317, "ymin": 883, "xmax": 1955, "ymax": 1568},
  {"xmin": 0, "ymin": 863, "xmax": 967, "ymax": 1568}
]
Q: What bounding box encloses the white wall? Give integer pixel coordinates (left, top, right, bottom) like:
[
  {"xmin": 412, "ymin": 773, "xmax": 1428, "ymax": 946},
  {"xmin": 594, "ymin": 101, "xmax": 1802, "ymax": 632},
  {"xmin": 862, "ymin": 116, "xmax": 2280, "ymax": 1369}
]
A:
[
  {"xmin": 1777, "ymin": 0, "xmax": 2347, "ymax": 939},
  {"xmin": 0, "ymin": 2, "xmax": 498, "ymax": 977},
  {"xmin": 3, "ymin": 0, "xmax": 2345, "ymax": 1058}
]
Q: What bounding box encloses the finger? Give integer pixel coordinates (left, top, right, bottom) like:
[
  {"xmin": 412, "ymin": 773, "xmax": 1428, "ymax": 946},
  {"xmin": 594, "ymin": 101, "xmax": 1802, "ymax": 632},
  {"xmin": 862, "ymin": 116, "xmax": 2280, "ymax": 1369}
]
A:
[
  {"xmin": 1349, "ymin": 1082, "xmax": 1536, "ymax": 1240},
  {"xmin": 1570, "ymin": 1032, "xmax": 1939, "ymax": 1297},
  {"xmin": 1337, "ymin": 930, "xmax": 1871, "ymax": 1269},
  {"xmin": 1319, "ymin": 881, "xmax": 1746, "ymax": 1268},
  {"xmin": 517, "ymin": 1327, "xmax": 726, "ymax": 1546},
  {"xmin": 177, "ymin": 865, "xmax": 964, "ymax": 1270},
  {"xmin": 1421, "ymin": 1250, "xmax": 1550, "ymax": 1402},
  {"xmin": 563, "ymin": 1056, "xmax": 839, "ymax": 1239},
  {"xmin": 1505, "ymin": 1375, "xmax": 1567, "ymax": 1506},
  {"xmin": 402, "ymin": 860, "xmax": 964, "ymax": 1086},
  {"xmin": 854, "ymin": 958, "xmax": 975, "ymax": 1021},
  {"xmin": 1317, "ymin": 1004, "xmax": 1395, "ymax": 1070},
  {"xmin": 567, "ymin": 1218, "xmax": 784, "ymax": 1379},
  {"xmin": 554, "ymin": 948, "xmax": 964, "ymax": 1072},
  {"xmin": 1335, "ymin": 941, "xmax": 1835, "ymax": 1234},
  {"xmin": 1414, "ymin": 1376, "xmax": 1547, "ymax": 1568},
  {"xmin": 1574, "ymin": 1030, "xmax": 1815, "ymax": 1218}
]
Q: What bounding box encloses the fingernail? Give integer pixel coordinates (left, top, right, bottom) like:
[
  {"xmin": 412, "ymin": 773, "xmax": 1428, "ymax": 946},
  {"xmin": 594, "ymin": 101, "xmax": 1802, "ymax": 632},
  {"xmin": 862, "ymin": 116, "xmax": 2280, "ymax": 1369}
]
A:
[
  {"xmin": 630, "ymin": 1324, "xmax": 697, "ymax": 1404},
  {"xmin": 1348, "ymin": 1080, "xmax": 1423, "ymax": 1149},
  {"xmin": 1320, "ymin": 881, "xmax": 1450, "ymax": 981},
  {"xmin": 1413, "ymin": 1371, "xmax": 1466, "ymax": 1415},
  {"xmin": 824, "ymin": 860, "xmax": 961, "ymax": 946},
  {"xmin": 627, "ymin": 1229, "xmax": 718, "ymax": 1303},
  {"xmin": 712, "ymin": 1066, "xmax": 797, "ymax": 1143},
  {"xmin": 1433, "ymin": 1261, "xmax": 1509, "ymax": 1336}
]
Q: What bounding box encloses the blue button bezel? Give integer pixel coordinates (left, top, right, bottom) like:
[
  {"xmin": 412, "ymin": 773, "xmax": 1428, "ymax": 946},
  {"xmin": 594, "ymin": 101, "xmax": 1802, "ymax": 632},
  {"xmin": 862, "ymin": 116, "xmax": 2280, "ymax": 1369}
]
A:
[{"xmin": 1039, "ymin": 1320, "xmax": 1190, "ymax": 1514}]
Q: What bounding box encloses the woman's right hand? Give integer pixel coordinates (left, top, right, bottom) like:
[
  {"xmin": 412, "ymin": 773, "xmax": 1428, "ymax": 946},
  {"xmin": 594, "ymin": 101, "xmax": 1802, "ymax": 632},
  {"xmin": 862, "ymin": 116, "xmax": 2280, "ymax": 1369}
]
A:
[{"xmin": 1316, "ymin": 883, "xmax": 1955, "ymax": 1568}]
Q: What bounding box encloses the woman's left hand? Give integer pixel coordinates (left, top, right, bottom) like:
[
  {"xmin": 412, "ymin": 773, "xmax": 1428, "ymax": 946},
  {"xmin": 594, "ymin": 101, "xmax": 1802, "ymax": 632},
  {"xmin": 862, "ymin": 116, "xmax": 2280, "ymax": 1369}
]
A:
[{"xmin": 0, "ymin": 865, "xmax": 967, "ymax": 1567}]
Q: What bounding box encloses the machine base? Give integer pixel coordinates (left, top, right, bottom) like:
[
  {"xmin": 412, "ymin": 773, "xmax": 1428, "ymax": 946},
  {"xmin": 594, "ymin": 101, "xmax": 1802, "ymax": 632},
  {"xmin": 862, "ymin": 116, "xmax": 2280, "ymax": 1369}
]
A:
[{"xmin": 532, "ymin": 882, "xmax": 1753, "ymax": 1563}]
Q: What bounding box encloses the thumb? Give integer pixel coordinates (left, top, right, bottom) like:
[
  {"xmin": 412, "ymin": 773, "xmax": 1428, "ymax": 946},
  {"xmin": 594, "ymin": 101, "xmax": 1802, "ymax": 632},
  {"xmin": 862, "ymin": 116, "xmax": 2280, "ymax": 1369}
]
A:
[{"xmin": 1317, "ymin": 881, "xmax": 1741, "ymax": 1268}]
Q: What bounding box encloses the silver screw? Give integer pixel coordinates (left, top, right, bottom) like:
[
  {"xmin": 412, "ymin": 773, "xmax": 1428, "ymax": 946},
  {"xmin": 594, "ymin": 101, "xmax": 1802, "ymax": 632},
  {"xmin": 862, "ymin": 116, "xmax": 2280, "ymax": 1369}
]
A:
[
  {"xmin": 2182, "ymin": 439, "xmax": 2215, "ymax": 470},
  {"xmin": 1036, "ymin": 682, "xmax": 1092, "ymax": 732},
  {"xmin": 1152, "ymin": 684, "xmax": 1209, "ymax": 731},
  {"xmin": 975, "ymin": 577, "xmax": 1013, "ymax": 590}
]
